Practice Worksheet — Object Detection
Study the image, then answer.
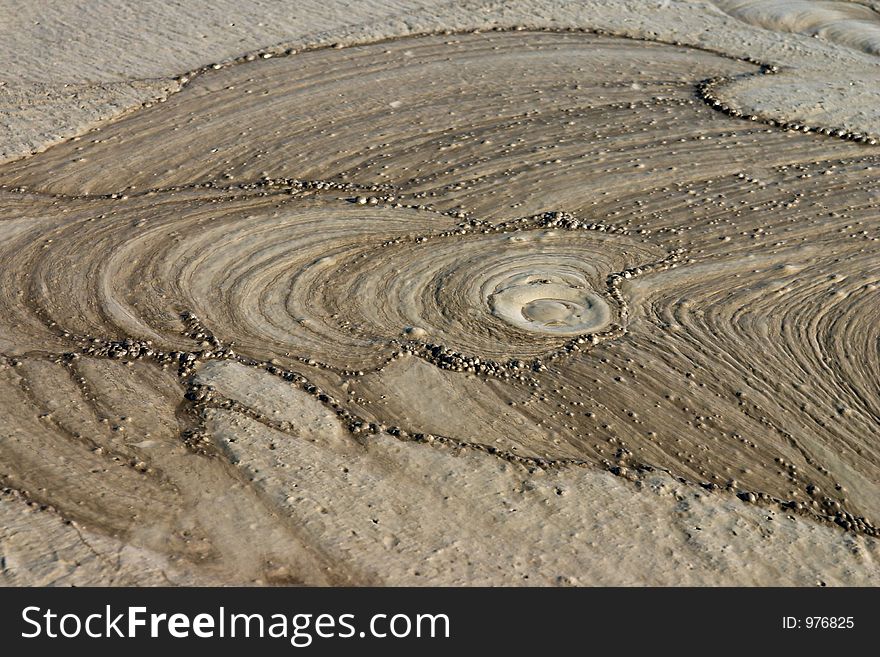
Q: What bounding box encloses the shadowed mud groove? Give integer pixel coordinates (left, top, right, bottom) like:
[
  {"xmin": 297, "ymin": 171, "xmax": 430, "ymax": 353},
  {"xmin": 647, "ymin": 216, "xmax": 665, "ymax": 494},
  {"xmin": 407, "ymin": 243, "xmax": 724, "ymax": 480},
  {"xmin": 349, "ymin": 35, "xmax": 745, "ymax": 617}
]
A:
[{"xmin": 1, "ymin": 26, "xmax": 879, "ymax": 584}]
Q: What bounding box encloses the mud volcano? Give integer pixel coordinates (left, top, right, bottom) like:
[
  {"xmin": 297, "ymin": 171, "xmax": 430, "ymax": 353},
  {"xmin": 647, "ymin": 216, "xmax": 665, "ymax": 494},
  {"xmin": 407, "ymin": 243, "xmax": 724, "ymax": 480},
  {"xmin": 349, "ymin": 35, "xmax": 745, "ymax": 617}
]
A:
[{"xmin": 1, "ymin": 26, "xmax": 878, "ymax": 585}]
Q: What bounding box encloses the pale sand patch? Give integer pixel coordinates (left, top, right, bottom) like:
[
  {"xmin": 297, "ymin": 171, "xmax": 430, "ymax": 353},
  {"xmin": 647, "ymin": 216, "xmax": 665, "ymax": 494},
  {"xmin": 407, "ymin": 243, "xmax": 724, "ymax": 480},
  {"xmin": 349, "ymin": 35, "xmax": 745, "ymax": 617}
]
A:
[{"xmin": 0, "ymin": 494, "xmax": 215, "ymax": 586}]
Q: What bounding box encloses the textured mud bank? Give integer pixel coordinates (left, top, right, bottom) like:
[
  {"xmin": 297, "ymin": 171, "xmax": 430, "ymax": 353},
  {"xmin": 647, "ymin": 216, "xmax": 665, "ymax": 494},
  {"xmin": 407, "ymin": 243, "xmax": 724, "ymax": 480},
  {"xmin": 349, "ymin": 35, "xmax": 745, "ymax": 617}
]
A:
[{"xmin": 0, "ymin": 2, "xmax": 878, "ymax": 585}]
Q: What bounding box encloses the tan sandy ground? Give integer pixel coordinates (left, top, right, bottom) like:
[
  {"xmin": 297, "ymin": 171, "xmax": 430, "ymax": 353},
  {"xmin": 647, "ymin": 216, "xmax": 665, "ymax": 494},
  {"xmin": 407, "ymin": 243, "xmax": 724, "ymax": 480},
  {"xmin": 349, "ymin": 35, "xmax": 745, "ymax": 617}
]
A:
[{"xmin": 0, "ymin": 1, "xmax": 879, "ymax": 586}]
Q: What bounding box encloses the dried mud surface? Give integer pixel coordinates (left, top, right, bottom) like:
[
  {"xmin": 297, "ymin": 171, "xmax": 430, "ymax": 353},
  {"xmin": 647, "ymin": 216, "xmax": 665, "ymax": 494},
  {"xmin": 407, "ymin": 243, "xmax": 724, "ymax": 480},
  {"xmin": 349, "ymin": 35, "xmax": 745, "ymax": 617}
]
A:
[{"xmin": 1, "ymin": 4, "xmax": 879, "ymax": 586}]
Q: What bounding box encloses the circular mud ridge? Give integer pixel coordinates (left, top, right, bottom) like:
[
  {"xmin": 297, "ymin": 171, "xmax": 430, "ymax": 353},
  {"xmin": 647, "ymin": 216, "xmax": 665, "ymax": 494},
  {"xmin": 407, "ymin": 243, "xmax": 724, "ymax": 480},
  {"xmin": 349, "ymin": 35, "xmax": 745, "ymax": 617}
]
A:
[
  {"xmin": 0, "ymin": 197, "xmax": 658, "ymax": 370},
  {"xmin": 0, "ymin": 29, "xmax": 878, "ymax": 541},
  {"xmin": 487, "ymin": 271, "xmax": 612, "ymax": 335}
]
